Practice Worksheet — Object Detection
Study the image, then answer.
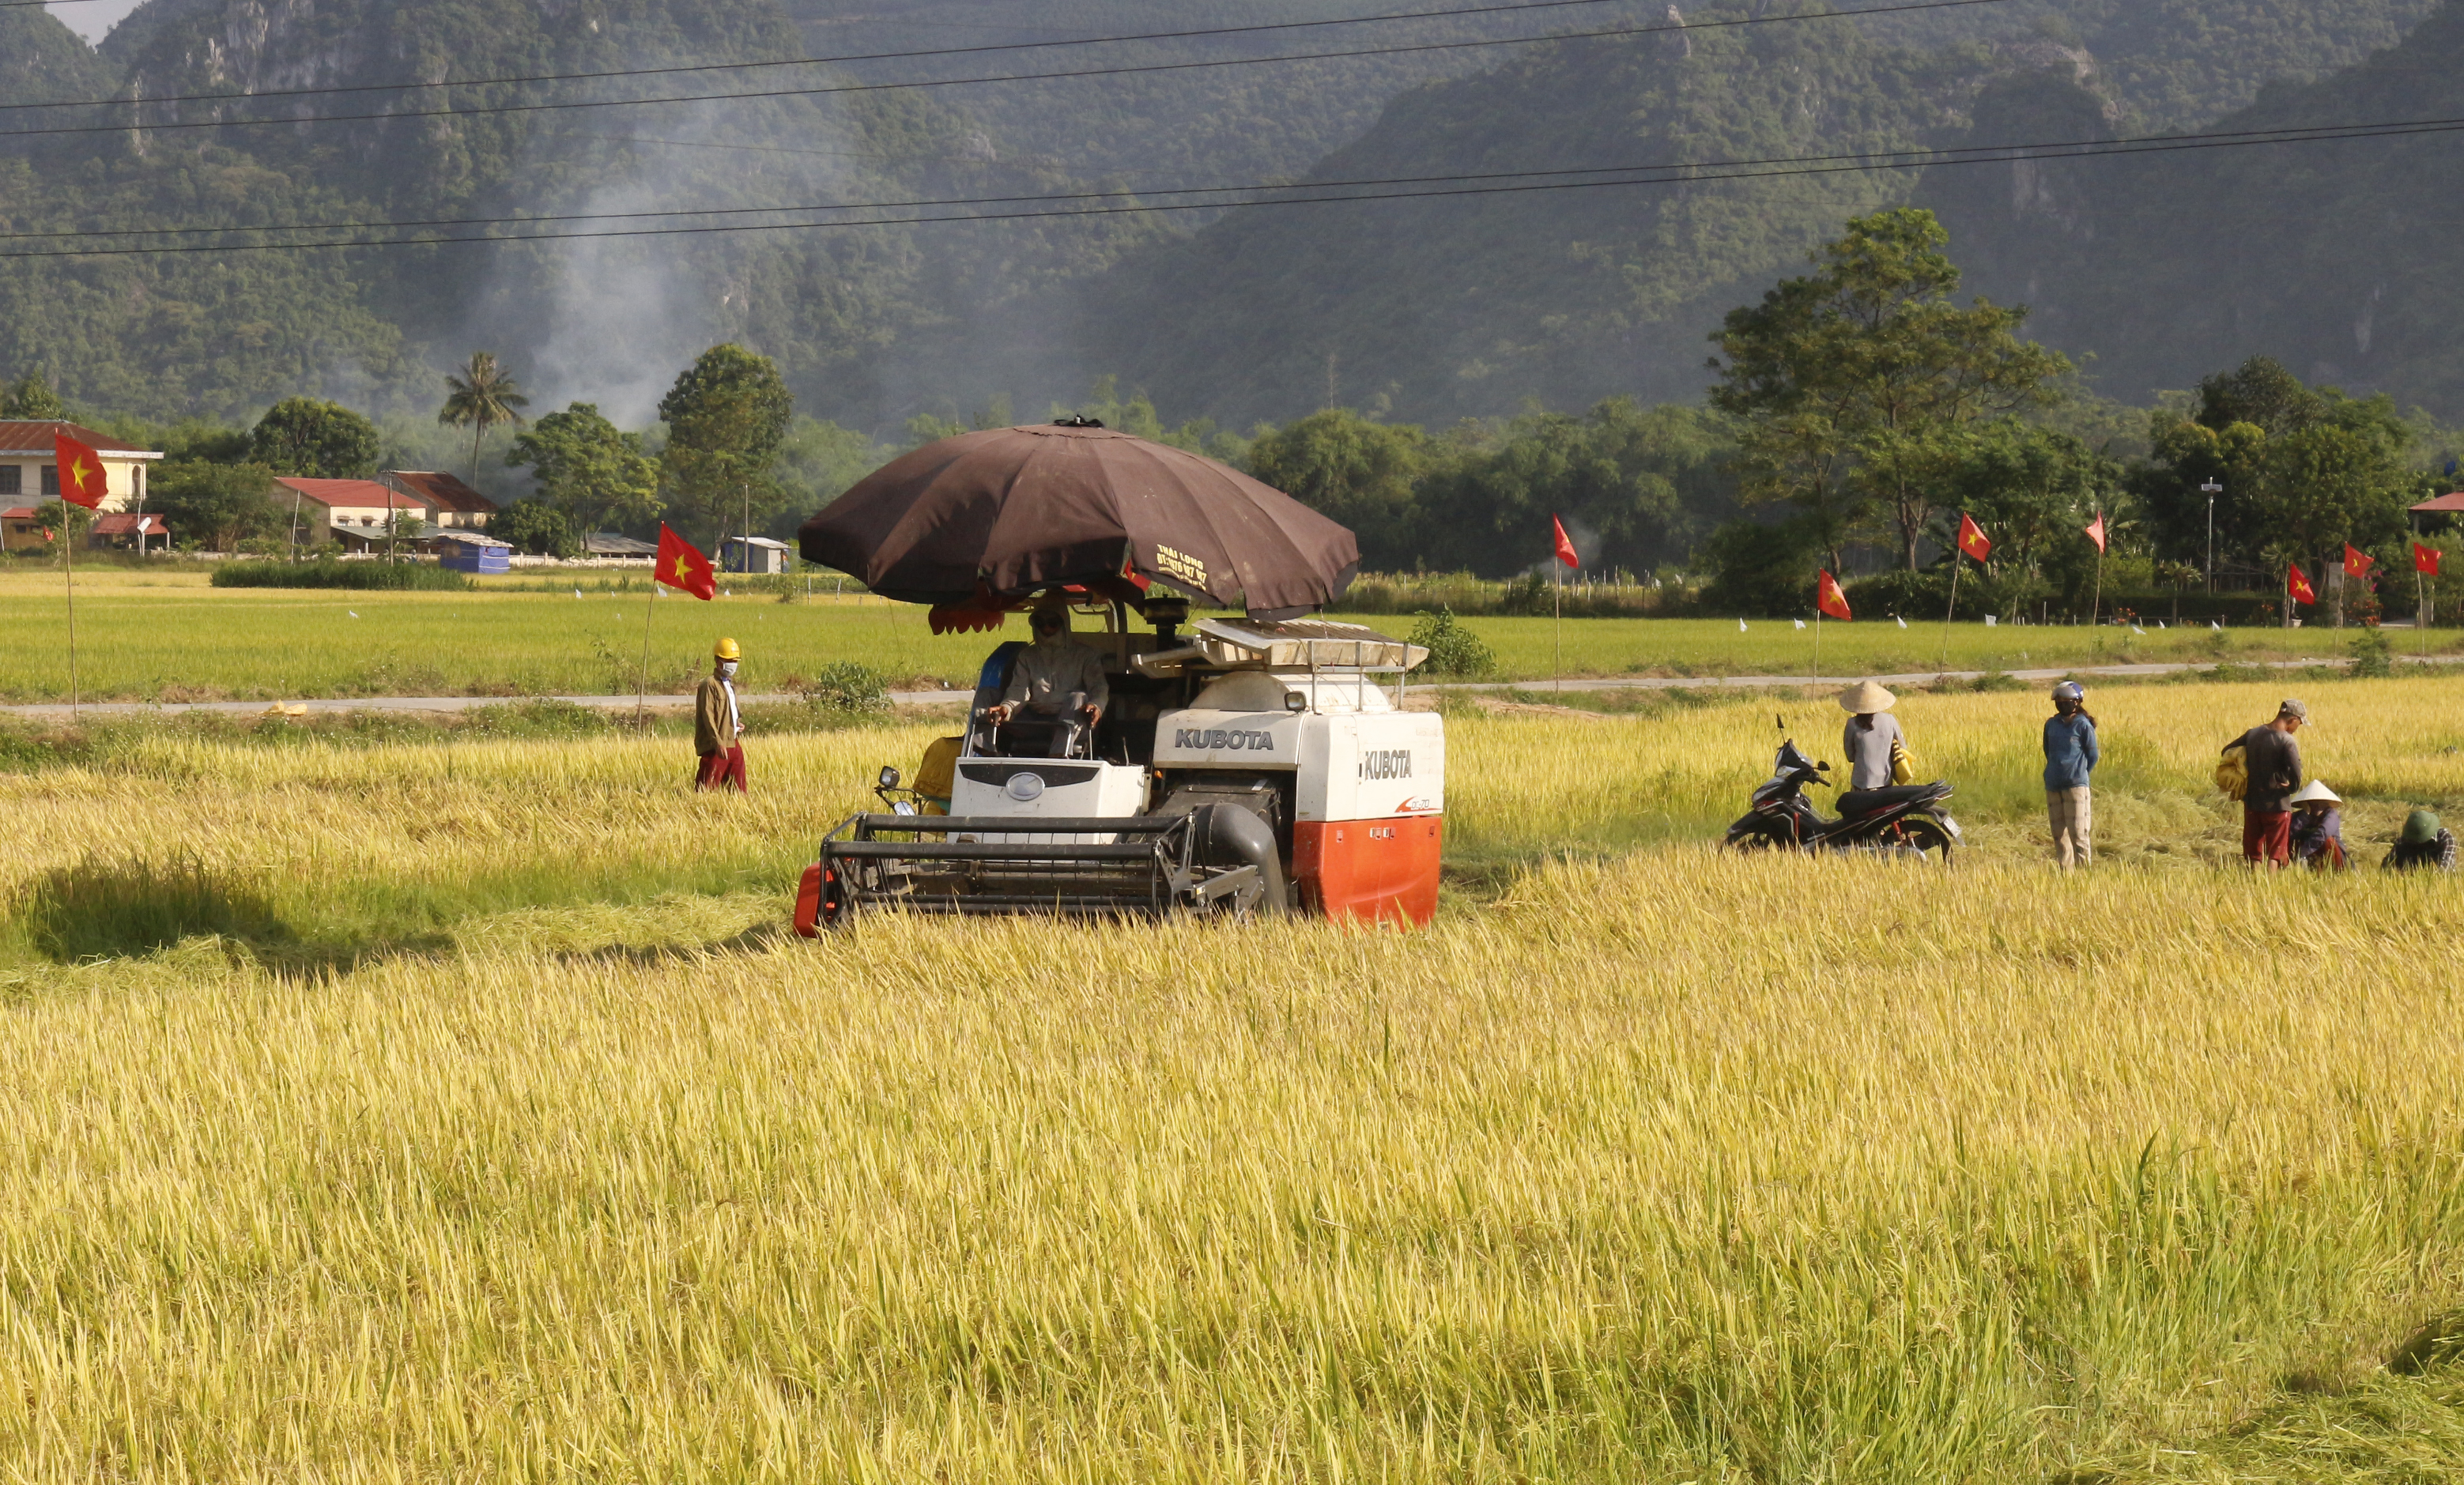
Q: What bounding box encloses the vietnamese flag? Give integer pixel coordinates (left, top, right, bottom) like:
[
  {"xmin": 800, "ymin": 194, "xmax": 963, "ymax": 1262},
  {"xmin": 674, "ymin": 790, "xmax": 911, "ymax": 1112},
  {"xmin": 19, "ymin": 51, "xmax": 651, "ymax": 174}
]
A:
[
  {"xmin": 1816, "ymin": 569, "xmax": 1852, "ymax": 621},
  {"xmin": 2084, "ymin": 511, "xmax": 2107, "ymax": 553},
  {"xmin": 2288, "ymin": 563, "xmax": 2316, "ymax": 606},
  {"xmin": 2344, "ymin": 544, "xmax": 2376, "ymax": 579},
  {"xmin": 1551, "ymin": 514, "xmax": 1578, "ymax": 568},
  {"xmin": 654, "ymin": 524, "xmax": 716, "ymax": 600},
  {"xmin": 52, "ymin": 432, "xmax": 106, "ymax": 511},
  {"xmin": 1956, "ymin": 511, "xmax": 1990, "ymax": 563},
  {"xmin": 2415, "ymin": 541, "xmax": 2442, "ymax": 577}
]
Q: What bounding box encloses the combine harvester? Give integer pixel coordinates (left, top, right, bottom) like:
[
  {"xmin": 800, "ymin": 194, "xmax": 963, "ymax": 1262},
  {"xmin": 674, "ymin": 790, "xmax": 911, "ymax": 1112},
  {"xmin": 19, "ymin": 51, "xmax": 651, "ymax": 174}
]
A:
[{"xmin": 789, "ymin": 417, "xmax": 1443, "ymax": 930}]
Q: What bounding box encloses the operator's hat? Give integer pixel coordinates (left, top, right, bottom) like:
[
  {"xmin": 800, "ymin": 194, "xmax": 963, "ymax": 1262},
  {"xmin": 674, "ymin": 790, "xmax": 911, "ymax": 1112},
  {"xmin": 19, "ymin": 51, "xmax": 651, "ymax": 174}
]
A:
[
  {"xmin": 2288, "ymin": 780, "xmax": 2340, "ymax": 805},
  {"xmin": 1837, "ymin": 680, "xmax": 1896, "ymax": 714},
  {"xmin": 714, "ymin": 636, "xmax": 741, "ymax": 660}
]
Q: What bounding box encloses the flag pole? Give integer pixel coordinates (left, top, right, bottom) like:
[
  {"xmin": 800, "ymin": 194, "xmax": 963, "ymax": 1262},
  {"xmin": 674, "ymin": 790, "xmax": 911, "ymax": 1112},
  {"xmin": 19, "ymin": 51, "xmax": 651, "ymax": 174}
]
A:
[
  {"xmin": 1553, "ymin": 552, "xmax": 1562, "ymax": 694},
  {"xmin": 635, "ymin": 582, "xmax": 655, "ymax": 730},
  {"xmin": 2089, "ymin": 520, "xmax": 2104, "ymax": 629},
  {"xmin": 1813, "ymin": 608, "xmax": 1821, "ymax": 680},
  {"xmin": 1941, "ymin": 554, "xmax": 1961, "ymax": 671},
  {"xmin": 63, "ymin": 507, "xmax": 77, "ymax": 720}
]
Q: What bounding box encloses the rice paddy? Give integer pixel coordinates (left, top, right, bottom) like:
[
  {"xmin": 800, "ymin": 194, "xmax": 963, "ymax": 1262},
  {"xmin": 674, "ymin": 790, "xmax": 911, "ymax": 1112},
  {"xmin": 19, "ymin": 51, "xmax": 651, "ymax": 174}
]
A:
[
  {"xmin": 0, "ymin": 566, "xmax": 2439, "ymax": 700},
  {"xmin": 0, "ymin": 669, "xmax": 2460, "ymax": 1478}
]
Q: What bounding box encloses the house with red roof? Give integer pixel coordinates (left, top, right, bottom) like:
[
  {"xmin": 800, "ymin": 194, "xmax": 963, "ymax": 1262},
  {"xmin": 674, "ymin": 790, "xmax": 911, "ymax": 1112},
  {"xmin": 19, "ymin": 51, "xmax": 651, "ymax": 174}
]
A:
[
  {"xmin": 380, "ymin": 470, "xmax": 497, "ymax": 530},
  {"xmin": 0, "ymin": 420, "xmax": 162, "ymax": 513},
  {"xmin": 270, "ymin": 477, "xmax": 435, "ymax": 552},
  {"xmin": 2410, "ymin": 491, "xmax": 2464, "ymax": 533}
]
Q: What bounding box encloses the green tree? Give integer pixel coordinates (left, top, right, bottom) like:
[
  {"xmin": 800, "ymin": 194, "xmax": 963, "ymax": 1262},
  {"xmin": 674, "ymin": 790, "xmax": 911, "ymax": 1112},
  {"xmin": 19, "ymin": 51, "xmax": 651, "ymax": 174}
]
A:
[
  {"xmin": 2131, "ymin": 358, "xmax": 2415, "ymax": 594},
  {"xmin": 1941, "ymin": 419, "xmax": 2112, "ymax": 614},
  {"xmin": 1245, "ymin": 409, "xmax": 1432, "ymax": 568},
  {"xmin": 492, "ymin": 499, "xmax": 579, "ymax": 558},
  {"xmin": 508, "ymin": 402, "xmax": 661, "ymax": 533},
  {"xmin": 1708, "ymin": 209, "xmax": 2071, "ymax": 571},
  {"xmin": 249, "ymin": 398, "xmax": 380, "ymax": 479},
  {"xmin": 769, "ymin": 417, "xmax": 888, "ymax": 539},
  {"xmin": 438, "ymin": 352, "xmax": 530, "ymax": 487},
  {"xmin": 148, "ymin": 460, "xmax": 281, "ymax": 552},
  {"xmin": 1, "ymin": 371, "xmax": 64, "ymax": 420},
  {"xmin": 658, "ymin": 345, "xmax": 793, "ymax": 544},
  {"xmin": 1413, "ymin": 400, "xmax": 1738, "ymax": 579}
]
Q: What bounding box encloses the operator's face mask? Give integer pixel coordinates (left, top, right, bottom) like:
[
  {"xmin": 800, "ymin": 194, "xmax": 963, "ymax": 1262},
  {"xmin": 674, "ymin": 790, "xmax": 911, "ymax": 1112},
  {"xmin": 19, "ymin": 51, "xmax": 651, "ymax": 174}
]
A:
[{"xmin": 718, "ymin": 660, "xmax": 738, "ymax": 679}]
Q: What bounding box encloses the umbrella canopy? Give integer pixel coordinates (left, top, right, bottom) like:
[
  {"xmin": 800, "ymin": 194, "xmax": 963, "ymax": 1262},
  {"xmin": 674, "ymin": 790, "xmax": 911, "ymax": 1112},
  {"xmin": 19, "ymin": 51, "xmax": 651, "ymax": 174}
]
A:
[{"xmin": 797, "ymin": 422, "xmax": 1359, "ymax": 617}]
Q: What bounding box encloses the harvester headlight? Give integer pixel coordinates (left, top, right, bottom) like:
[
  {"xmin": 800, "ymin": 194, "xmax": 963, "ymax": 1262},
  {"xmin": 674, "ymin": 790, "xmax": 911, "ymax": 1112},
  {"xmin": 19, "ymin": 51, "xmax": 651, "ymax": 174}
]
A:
[
  {"xmin": 1006, "ymin": 772, "xmax": 1046, "ymax": 801},
  {"xmin": 1285, "ymin": 692, "xmax": 1307, "ymax": 713}
]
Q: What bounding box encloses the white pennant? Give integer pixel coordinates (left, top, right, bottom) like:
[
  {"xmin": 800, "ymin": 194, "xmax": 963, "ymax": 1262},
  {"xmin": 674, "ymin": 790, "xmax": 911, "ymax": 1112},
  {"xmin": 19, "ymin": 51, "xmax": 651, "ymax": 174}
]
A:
[
  {"xmin": 1794, "ymin": 618, "xmax": 1806, "ymax": 630},
  {"xmin": 1738, "ymin": 617, "xmax": 1749, "ymax": 631}
]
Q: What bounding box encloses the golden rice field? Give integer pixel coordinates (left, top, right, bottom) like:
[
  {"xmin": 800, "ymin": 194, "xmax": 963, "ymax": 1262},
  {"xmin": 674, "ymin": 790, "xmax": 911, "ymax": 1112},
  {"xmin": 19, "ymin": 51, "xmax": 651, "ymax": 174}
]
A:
[{"xmin": 0, "ymin": 677, "xmax": 2461, "ymax": 1479}]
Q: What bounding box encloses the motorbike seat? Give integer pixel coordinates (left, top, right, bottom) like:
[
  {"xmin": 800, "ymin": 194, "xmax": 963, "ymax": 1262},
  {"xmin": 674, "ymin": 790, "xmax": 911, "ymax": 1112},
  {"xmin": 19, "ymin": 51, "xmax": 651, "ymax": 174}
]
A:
[{"xmin": 1836, "ymin": 782, "xmax": 1947, "ymax": 816}]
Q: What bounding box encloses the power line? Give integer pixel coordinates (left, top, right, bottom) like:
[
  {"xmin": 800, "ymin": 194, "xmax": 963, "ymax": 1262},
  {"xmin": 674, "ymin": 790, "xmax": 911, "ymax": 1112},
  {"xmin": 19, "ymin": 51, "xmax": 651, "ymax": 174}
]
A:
[
  {"xmin": 0, "ymin": 0, "xmax": 2013, "ymax": 141},
  {"xmin": 2, "ymin": 108, "xmax": 2456, "ymax": 258},
  {"xmin": 0, "ymin": 0, "xmax": 2006, "ymax": 114},
  {"xmin": 0, "ymin": 0, "xmax": 1637, "ymax": 110}
]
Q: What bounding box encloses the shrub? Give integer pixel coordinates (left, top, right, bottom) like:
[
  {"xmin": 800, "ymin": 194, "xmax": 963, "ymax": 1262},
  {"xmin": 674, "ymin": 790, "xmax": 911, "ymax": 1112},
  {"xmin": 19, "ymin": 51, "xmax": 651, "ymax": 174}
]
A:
[
  {"xmin": 1406, "ymin": 607, "xmax": 1496, "ymax": 678},
  {"xmin": 793, "ymin": 661, "xmax": 891, "ymax": 714},
  {"xmin": 2349, "ymin": 627, "xmax": 2394, "ymax": 678},
  {"xmin": 211, "ymin": 560, "xmax": 472, "ymax": 591}
]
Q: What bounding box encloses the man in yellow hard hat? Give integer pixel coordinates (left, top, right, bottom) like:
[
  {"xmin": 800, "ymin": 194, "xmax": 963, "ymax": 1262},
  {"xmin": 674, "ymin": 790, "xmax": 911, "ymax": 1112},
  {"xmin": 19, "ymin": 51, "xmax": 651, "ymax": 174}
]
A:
[{"xmin": 695, "ymin": 637, "xmax": 748, "ymax": 792}]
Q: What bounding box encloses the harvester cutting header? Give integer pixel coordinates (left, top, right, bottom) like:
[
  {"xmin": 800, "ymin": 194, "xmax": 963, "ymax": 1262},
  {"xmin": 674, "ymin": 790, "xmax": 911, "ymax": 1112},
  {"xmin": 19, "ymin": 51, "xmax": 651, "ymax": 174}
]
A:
[{"xmin": 790, "ymin": 417, "xmax": 1445, "ymax": 929}]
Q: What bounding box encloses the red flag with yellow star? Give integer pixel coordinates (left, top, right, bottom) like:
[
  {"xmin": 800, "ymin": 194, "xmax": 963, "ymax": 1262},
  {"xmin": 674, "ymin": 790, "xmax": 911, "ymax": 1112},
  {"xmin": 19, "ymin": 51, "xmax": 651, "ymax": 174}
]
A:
[
  {"xmin": 2287, "ymin": 563, "xmax": 2316, "ymax": 606},
  {"xmin": 52, "ymin": 432, "xmax": 106, "ymax": 511},
  {"xmin": 655, "ymin": 524, "xmax": 716, "ymax": 600},
  {"xmin": 1816, "ymin": 569, "xmax": 1852, "ymax": 621},
  {"xmin": 1956, "ymin": 511, "xmax": 1990, "ymax": 563}
]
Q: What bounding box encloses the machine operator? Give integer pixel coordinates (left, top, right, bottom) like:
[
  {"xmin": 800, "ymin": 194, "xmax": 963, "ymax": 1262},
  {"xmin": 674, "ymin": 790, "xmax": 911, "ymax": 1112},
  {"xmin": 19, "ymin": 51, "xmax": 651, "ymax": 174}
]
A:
[{"xmin": 984, "ymin": 604, "xmax": 1109, "ymax": 756}]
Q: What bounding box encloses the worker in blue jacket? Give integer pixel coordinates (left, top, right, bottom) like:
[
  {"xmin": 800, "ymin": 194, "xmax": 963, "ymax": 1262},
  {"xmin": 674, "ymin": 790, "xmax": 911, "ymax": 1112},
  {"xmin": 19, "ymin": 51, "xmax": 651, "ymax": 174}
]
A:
[{"xmin": 2043, "ymin": 680, "xmax": 2100, "ymax": 868}]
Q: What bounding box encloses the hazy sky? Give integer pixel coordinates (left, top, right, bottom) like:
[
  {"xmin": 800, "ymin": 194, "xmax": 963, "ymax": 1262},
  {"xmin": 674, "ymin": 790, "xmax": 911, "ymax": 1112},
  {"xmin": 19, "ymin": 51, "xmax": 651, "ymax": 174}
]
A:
[{"xmin": 53, "ymin": 0, "xmax": 142, "ymax": 44}]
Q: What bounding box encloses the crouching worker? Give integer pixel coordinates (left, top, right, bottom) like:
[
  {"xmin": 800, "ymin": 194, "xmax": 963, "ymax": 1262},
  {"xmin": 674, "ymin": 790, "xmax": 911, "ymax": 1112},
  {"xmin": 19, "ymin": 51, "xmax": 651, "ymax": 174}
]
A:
[
  {"xmin": 694, "ymin": 637, "xmax": 747, "ymax": 792},
  {"xmin": 2288, "ymin": 781, "xmax": 2345, "ymax": 869},
  {"xmin": 983, "ymin": 604, "xmax": 1108, "ymax": 758},
  {"xmin": 2383, "ymin": 809, "xmax": 2458, "ymax": 872}
]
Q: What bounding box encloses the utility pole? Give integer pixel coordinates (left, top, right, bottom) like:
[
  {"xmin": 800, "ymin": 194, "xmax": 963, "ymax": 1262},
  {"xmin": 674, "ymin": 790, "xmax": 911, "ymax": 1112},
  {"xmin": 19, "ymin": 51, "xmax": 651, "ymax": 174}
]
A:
[{"xmin": 2201, "ymin": 479, "xmax": 2222, "ymax": 593}]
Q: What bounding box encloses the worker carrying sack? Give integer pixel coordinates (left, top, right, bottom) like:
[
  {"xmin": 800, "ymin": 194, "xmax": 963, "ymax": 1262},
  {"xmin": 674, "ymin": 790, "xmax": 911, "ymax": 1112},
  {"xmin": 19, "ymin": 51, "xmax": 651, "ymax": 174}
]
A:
[
  {"xmin": 1889, "ymin": 737, "xmax": 1916, "ymax": 786},
  {"xmin": 2215, "ymin": 741, "xmax": 2249, "ymax": 801}
]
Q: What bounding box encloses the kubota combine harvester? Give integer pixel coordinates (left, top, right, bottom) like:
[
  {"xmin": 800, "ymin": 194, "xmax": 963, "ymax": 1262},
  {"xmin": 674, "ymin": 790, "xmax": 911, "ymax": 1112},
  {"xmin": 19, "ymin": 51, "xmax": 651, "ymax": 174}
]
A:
[{"xmin": 788, "ymin": 417, "xmax": 1443, "ymax": 929}]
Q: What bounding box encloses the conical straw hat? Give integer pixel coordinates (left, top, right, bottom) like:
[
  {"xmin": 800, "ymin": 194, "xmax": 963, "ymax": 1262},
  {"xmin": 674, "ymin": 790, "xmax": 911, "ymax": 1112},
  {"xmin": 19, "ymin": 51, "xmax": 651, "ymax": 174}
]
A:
[
  {"xmin": 2287, "ymin": 780, "xmax": 2340, "ymax": 805},
  {"xmin": 1838, "ymin": 680, "xmax": 1896, "ymax": 714}
]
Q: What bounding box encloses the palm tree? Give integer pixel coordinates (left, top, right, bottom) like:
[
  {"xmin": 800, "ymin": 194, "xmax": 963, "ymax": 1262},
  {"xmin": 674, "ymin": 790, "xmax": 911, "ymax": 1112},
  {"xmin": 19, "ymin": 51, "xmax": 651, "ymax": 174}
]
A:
[{"xmin": 437, "ymin": 352, "xmax": 530, "ymax": 487}]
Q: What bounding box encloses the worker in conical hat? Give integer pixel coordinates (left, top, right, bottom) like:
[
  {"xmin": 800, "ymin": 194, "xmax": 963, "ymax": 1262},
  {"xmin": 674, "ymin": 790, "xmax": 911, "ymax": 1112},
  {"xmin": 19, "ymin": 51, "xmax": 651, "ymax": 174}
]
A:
[
  {"xmin": 1837, "ymin": 679, "xmax": 1906, "ymax": 791},
  {"xmin": 2287, "ymin": 780, "xmax": 2344, "ymax": 870},
  {"xmin": 695, "ymin": 636, "xmax": 748, "ymax": 792}
]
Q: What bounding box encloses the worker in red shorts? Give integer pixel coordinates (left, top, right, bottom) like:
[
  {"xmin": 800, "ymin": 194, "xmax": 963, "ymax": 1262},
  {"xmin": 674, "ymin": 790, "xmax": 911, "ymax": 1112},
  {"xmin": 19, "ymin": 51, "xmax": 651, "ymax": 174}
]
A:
[{"xmin": 694, "ymin": 637, "xmax": 748, "ymax": 792}]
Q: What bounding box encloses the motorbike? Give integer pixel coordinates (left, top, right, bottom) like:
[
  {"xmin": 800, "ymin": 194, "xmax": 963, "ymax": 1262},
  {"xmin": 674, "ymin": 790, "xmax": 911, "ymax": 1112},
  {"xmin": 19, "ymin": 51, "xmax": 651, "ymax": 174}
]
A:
[{"xmin": 1723, "ymin": 737, "xmax": 1960, "ymax": 861}]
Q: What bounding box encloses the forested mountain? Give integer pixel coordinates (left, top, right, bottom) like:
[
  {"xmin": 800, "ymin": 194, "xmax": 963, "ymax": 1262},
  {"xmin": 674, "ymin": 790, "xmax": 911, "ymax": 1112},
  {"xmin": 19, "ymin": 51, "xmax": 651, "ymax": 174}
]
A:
[
  {"xmin": 0, "ymin": 0, "xmax": 2453, "ymax": 434},
  {"xmin": 1924, "ymin": 0, "xmax": 2464, "ymax": 410},
  {"xmin": 1082, "ymin": 0, "xmax": 2458, "ymax": 428}
]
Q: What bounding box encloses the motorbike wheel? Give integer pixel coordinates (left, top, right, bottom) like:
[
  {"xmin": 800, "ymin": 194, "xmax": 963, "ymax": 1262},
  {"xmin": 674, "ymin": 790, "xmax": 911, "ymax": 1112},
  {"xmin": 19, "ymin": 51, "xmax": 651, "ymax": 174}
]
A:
[
  {"xmin": 1893, "ymin": 817, "xmax": 1956, "ymax": 863},
  {"xmin": 1726, "ymin": 826, "xmax": 1786, "ymax": 852}
]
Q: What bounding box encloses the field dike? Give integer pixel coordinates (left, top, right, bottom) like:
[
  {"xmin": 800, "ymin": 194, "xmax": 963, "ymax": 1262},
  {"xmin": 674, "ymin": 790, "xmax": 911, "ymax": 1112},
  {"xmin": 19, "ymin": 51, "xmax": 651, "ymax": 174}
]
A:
[{"xmin": 0, "ymin": 679, "xmax": 2457, "ymax": 1476}]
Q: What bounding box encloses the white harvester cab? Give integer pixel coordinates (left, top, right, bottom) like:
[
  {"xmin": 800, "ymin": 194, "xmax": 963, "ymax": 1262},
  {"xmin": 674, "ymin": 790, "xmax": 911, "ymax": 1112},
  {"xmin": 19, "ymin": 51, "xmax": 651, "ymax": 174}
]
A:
[{"xmin": 804, "ymin": 616, "xmax": 1444, "ymax": 927}]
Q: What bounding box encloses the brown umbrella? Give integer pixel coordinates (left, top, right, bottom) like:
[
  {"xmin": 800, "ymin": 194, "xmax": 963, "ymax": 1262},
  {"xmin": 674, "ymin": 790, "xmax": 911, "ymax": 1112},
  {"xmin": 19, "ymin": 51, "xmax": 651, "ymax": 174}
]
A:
[{"xmin": 796, "ymin": 421, "xmax": 1359, "ymax": 617}]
